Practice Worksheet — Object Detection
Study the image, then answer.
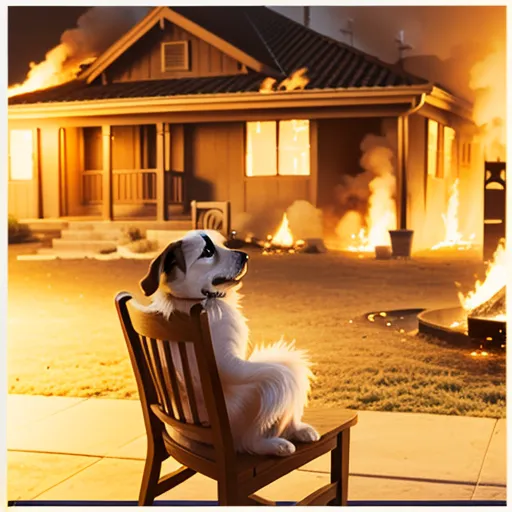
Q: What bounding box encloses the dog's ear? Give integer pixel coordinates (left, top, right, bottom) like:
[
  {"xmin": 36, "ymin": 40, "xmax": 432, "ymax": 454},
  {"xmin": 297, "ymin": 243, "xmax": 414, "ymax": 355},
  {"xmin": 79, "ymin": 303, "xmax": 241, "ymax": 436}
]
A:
[{"xmin": 139, "ymin": 241, "xmax": 187, "ymax": 296}]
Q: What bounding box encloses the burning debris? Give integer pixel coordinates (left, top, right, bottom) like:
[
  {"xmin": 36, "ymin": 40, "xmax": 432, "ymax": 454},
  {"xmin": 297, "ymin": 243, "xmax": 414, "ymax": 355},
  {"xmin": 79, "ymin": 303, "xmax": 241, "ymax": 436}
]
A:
[
  {"xmin": 335, "ymin": 134, "xmax": 397, "ymax": 253},
  {"xmin": 261, "ymin": 214, "xmax": 306, "ymax": 255},
  {"xmin": 8, "ymin": 7, "xmax": 150, "ymax": 97},
  {"xmin": 259, "ymin": 67, "xmax": 310, "ymax": 93},
  {"xmin": 431, "ymin": 179, "xmax": 476, "ymax": 251}
]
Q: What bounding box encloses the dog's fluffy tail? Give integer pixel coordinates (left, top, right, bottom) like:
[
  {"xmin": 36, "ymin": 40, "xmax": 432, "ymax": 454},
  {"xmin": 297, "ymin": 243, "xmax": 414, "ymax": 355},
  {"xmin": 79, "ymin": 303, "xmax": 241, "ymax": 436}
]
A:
[{"xmin": 246, "ymin": 338, "xmax": 315, "ymax": 433}]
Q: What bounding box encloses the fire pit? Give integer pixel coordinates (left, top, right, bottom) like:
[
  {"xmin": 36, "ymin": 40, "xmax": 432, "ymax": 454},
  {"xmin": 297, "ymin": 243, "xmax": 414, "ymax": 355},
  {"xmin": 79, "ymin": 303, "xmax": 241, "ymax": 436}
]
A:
[{"xmin": 419, "ymin": 242, "xmax": 506, "ymax": 347}]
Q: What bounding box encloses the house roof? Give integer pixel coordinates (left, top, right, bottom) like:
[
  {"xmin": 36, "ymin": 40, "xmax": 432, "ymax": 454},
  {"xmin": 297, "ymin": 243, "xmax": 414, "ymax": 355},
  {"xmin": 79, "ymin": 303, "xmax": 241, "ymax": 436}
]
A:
[{"xmin": 9, "ymin": 6, "xmax": 431, "ymax": 106}]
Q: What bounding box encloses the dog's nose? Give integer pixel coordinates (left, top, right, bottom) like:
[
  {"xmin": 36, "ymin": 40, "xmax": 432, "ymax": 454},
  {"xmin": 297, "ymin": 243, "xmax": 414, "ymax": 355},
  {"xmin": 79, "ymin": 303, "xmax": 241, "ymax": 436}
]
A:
[{"xmin": 235, "ymin": 251, "xmax": 249, "ymax": 263}]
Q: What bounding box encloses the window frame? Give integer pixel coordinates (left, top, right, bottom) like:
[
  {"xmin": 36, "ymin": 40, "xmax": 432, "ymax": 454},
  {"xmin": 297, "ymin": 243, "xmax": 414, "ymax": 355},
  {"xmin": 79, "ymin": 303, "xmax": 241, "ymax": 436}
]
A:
[{"xmin": 245, "ymin": 120, "xmax": 311, "ymax": 177}]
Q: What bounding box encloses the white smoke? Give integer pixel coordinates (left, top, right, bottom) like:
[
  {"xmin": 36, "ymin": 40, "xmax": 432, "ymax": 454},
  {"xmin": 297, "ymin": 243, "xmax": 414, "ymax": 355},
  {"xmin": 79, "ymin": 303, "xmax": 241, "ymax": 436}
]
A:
[
  {"xmin": 335, "ymin": 134, "xmax": 397, "ymax": 249},
  {"xmin": 286, "ymin": 200, "xmax": 324, "ymax": 240},
  {"xmin": 9, "ymin": 6, "xmax": 151, "ymax": 96}
]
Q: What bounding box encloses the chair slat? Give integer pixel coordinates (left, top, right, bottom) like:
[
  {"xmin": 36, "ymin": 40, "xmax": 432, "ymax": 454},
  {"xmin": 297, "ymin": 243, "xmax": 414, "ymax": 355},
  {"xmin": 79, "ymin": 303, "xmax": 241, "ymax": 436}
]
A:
[
  {"xmin": 178, "ymin": 342, "xmax": 201, "ymax": 425},
  {"xmin": 162, "ymin": 339, "xmax": 186, "ymax": 421},
  {"xmin": 139, "ymin": 335, "xmax": 165, "ymax": 407},
  {"xmin": 149, "ymin": 338, "xmax": 173, "ymax": 416}
]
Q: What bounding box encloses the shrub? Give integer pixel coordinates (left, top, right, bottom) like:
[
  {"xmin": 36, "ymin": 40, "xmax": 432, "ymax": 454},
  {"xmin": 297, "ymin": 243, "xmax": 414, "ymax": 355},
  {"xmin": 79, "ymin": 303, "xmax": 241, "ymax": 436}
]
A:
[
  {"xmin": 118, "ymin": 226, "xmax": 143, "ymax": 246},
  {"xmin": 8, "ymin": 215, "xmax": 33, "ymax": 244}
]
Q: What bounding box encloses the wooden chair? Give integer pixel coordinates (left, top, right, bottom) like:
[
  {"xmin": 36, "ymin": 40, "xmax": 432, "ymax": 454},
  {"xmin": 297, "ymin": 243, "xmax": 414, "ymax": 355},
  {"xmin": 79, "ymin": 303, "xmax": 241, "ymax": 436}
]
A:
[{"xmin": 115, "ymin": 291, "xmax": 358, "ymax": 506}]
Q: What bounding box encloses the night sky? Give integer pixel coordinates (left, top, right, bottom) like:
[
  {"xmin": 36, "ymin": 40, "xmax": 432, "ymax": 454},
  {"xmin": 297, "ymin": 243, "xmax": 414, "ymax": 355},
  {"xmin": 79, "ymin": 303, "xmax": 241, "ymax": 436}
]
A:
[{"xmin": 8, "ymin": 6, "xmax": 89, "ymax": 85}]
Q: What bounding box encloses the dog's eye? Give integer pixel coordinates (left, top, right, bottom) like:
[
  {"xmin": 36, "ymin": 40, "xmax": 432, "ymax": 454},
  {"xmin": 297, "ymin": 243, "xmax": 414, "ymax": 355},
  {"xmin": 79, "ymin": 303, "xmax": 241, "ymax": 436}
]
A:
[{"xmin": 199, "ymin": 244, "xmax": 215, "ymax": 259}]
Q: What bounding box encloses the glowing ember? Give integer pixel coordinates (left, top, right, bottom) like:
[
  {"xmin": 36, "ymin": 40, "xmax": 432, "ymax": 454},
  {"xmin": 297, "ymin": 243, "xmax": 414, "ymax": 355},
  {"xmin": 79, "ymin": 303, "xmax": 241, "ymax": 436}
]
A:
[
  {"xmin": 259, "ymin": 67, "xmax": 309, "ymax": 93},
  {"xmin": 458, "ymin": 241, "xmax": 506, "ymax": 316},
  {"xmin": 431, "ymin": 179, "xmax": 476, "ymax": 251}
]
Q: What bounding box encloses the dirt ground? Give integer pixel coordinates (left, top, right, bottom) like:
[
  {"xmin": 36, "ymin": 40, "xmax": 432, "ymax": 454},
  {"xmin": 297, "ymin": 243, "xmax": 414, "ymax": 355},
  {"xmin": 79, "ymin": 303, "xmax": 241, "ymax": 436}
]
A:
[{"xmin": 7, "ymin": 243, "xmax": 505, "ymax": 418}]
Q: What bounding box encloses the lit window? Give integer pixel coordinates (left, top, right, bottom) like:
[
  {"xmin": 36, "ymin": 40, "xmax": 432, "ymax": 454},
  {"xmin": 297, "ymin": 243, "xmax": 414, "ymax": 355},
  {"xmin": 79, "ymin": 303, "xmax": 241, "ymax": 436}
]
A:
[
  {"xmin": 443, "ymin": 126, "xmax": 455, "ymax": 178},
  {"xmin": 9, "ymin": 130, "xmax": 33, "ymax": 181},
  {"xmin": 427, "ymin": 119, "xmax": 439, "ymax": 177},
  {"xmin": 246, "ymin": 120, "xmax": 310, "ymax": 177},
  {"xmin": 246, "ymin": 121, "xmax": 277, "ymax": 176},
  {"xmin": 278, "ymin": 120, "xmax": 310, "ymax": 176}
]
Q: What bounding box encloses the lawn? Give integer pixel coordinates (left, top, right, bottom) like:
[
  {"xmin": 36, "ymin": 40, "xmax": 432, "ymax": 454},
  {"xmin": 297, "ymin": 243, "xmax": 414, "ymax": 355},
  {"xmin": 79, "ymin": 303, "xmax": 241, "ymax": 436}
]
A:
[{"xmin": 7, "ymin": 243, "xmax": 506, "ymax": 418}]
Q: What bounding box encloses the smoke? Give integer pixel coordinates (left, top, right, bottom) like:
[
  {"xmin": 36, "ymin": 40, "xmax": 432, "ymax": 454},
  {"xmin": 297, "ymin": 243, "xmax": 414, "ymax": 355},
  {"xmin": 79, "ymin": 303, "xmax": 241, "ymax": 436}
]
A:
[
  {"xmin": 469, "ymin": 43, "xmax": 507, "ymax": 161},
  {"xmin": 286, "ymin": 200, "xmax": 323, "ymax": 240},
  {"xmin": 335, "ymin": 134, "xmax": 397, "ymax": 249},
  {"xmin": 9, "ymin": 6, "xmax": 150, "ymax": 96}
]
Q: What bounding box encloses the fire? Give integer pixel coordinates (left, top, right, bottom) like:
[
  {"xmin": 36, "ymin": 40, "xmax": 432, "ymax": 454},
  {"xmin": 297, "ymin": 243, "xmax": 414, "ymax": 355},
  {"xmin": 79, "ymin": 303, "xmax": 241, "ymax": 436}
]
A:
[
  {"xmin": 431, "ymin": 179, "xmax": 476, "ymax": 251},
  {"xmin": 259, "ymin": 67, "xmax": 309, "ymax": 93},
  {"xmin": 458, "ymin": 241, "xmax": 506, "ymax": 313},
  {"xmin": 271, "ymin": 213, "xmax": 294, "ymax": 248}
]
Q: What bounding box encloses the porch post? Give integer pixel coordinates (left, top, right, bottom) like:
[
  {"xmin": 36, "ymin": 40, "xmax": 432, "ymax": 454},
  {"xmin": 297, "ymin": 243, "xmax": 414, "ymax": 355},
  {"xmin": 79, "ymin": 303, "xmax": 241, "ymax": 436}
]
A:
[
  {"xmin": 102, "ymin": 125, "xmax": 113, "ymax": 220},
  {"xmin": 396, "ymin": 115, "xmax": 409, "ymax": 230},
  {"xmin": 156, "ymin": 122, "xmax": 167, "ymax": 221}
]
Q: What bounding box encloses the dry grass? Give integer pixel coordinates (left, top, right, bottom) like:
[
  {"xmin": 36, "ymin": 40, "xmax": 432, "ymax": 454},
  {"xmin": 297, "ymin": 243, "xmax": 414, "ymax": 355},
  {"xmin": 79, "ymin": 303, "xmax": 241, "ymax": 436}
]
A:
[{"xmin": 7, "ymin": 243, "xmax": 505, "ymax": 418}]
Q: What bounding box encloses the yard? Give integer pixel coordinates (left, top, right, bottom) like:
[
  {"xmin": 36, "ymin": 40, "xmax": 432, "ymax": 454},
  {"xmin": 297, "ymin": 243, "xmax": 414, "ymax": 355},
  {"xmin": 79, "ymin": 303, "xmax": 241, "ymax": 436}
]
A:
[{"xmin": 7, "ymin": 243, "xmax": 506, "ymax": 418}]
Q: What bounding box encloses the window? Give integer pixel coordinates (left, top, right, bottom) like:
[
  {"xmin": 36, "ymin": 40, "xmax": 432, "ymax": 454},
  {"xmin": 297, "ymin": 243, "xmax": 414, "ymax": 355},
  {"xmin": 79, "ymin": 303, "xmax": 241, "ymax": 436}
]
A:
[
  {"xmin": 427, "ymin": 119, "xmax": 439, "ymax": 177},
  {"xmin": 9, "ymin": 130, "xmax": 33, "ymax": 181},
  {"xmin": 246, "ymin": 120, "xmax": 310, "ymax": 177},
  {"xmin": 443, "ymin": 126, "xmax": 455, "ymax": 178},
  {"xmin": 161, "ymin": 41, "xmax": 190, "ymax": 72}
]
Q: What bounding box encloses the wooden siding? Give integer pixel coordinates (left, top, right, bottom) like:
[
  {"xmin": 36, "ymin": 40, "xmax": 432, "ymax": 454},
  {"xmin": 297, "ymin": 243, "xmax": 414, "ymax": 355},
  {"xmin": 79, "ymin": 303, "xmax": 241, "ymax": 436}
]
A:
[
  {"xmin": 39, "ymin": 127, "xmax": 61, "ymax": 218},
  {"xmin": 64, "ymin": 127, "xmax": 86, "ymax": 216},
  {"xmin": 184, "ymin": 122, "xmax": 245, "ymax": 216},
  {"xmin": 108, "ymin": 23, "xmax": 244, "ymax": 83}
]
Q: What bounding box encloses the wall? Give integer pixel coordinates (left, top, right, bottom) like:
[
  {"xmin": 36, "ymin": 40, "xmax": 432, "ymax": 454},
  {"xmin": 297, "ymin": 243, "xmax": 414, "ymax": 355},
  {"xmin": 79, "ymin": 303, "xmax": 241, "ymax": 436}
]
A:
[
  {"xmin": 185, "ymin": 122, "xmax": 245, "ymax": 216},
  {"xmin": 107, "ymin": 22, "xmax": 243, "ymax": 83},
  {"xmin": 64, "ymin": 127, "xmax": 86, "ymax": 216},
  {"xmin": 39, "ymin": 127, "xmax": 61, "ymax": 218}
]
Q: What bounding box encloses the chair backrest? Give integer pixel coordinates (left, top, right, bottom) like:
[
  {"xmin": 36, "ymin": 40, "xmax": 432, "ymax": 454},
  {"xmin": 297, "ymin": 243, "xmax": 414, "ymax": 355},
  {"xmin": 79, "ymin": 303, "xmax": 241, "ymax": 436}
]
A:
[{"xmin": 115, "ymin": 291, "xmax": 236, "ymax": 469}]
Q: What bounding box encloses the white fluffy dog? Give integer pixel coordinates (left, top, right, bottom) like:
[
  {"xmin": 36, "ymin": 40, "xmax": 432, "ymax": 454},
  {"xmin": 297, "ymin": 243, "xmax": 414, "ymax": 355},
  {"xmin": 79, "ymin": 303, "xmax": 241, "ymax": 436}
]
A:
[{"xmin": 139, "ymin": 230, "xmax": 319, "ymax": 456}]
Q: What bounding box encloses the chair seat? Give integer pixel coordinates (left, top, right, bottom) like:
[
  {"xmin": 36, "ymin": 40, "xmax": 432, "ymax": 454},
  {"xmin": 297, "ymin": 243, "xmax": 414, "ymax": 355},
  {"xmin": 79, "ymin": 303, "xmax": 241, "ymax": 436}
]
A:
[{"xmin": 163, "ymin": 407, "xmax": 357, "ymax": 491}]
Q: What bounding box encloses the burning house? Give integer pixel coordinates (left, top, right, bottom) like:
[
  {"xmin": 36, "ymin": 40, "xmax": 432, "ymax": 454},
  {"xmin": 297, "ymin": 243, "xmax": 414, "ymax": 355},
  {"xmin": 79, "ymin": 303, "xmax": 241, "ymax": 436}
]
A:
[{"xmin": 8, "ymin": 6, "xmax": 494, "ymax": 256}]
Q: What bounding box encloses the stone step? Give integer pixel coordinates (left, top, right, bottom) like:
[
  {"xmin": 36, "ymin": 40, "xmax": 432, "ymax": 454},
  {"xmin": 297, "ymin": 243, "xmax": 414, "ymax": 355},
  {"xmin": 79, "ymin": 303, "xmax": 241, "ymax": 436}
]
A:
[
  {"xmin": 60, "ymin": 229, "xmax": 123, "ymax": 241},
  {"xmin": 51, "ymin": 239, "xmax": 118, "ymax": 253}
]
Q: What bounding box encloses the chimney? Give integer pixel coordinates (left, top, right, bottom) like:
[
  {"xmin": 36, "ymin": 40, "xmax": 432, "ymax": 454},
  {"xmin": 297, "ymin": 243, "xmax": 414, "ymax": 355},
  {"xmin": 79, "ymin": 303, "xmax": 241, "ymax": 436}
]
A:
[{"xmin": 303, "ymin": 7, "xmax": 311, "ymax": 28}]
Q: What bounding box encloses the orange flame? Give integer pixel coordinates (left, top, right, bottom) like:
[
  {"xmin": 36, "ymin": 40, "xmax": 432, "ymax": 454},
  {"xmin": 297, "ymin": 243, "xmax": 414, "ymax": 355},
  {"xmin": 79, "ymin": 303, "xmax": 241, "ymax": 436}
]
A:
[
  {"xmin": 271, "ymin": 213, "xmax": 294, "ymax": 248},
  {"xmin": 458, "ymin": 241, "xmax": 506, "ymax": 313},
  {"xmin": 8, "ymin": 45, "xmax": 94, "ymax": 98},
  {"xmin": 431, "ymin": 179, "xmax": 476, "ymax": 251}
]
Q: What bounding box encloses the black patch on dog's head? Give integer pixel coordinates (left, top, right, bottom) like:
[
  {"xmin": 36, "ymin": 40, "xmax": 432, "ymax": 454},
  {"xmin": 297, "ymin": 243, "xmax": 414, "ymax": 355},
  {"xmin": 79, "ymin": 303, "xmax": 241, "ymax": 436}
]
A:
[{"xmin": 139, "ymin": 240, "xmax": 187, "ymax": 296}]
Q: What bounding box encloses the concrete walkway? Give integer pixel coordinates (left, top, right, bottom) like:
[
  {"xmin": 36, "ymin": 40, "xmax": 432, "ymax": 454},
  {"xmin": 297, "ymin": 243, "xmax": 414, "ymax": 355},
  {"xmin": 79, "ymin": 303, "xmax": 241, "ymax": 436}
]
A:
[{"xmin": 6, "ymin": 394, "xmax": 506, "ymax": 504}]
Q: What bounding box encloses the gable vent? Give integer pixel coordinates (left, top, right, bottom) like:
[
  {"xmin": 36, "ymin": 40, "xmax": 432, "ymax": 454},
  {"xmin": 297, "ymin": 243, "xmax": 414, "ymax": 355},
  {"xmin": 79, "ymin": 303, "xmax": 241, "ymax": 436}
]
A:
[{"xmin": 161, "ymin": 41, "xmax": 190, "ymax": 72}]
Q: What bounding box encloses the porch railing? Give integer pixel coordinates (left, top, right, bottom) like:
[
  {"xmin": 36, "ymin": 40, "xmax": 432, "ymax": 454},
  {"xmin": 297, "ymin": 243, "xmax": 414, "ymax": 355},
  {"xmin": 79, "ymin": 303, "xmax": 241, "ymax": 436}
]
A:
[{"xmin": 82, "ymin": 169, "xmax": 184, "ymax": 206}]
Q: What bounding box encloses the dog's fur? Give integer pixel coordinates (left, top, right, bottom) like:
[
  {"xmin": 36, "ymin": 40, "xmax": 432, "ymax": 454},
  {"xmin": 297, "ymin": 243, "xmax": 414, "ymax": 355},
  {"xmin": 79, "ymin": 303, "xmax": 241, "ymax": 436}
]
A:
[{"xmin": 139, "ymin": 230, "xmax": 319, "ymax": 456}]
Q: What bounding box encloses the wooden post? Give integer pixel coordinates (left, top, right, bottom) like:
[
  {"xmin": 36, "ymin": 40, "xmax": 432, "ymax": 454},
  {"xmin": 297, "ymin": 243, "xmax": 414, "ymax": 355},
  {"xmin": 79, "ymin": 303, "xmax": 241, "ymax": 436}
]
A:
[
  {"xmin": 396, "ymin": 115, "xmax": 409, "ymax": 230},
  {"xmin": 33, "ymin": 128, "xmax": 43, "ymax": 219},
  {"xmin": 102, "ymin": 125, "xmax": 113, "ymax": 220},
  {"xmin": 156, "ymin": 122, "xmax": 166, "ymax": 221}
]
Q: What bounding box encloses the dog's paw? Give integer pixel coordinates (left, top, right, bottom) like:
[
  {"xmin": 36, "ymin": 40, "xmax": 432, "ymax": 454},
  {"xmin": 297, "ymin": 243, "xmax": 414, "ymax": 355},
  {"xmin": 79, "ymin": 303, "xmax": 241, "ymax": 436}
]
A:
[
  {"xmin": 268, "ymin": 437, "xmax": 297, "ymax": 456},
  {"xmin": 250, "ymin": 437, "xmax": 296, "ymax": 457},
  {"xmin": 290, "ymin": 423, "xmax": 320, "ymax": 443}
]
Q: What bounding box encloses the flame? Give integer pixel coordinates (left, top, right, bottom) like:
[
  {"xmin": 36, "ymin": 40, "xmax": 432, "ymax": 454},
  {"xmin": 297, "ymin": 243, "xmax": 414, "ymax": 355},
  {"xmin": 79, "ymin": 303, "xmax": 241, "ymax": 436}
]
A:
[
  {"xmin": 431, "ymin": 179, "xmax": 476, "ymax": 250},
  {"xmin": 8, "ymin": 45, "xmax": 94, "ymax": 98},
  {"xmin": 271, "ymin": 213, "xmax": 294, "ymax": 248},
  {"xmin": 259, "ymin": 68, "xmax": 309, "ymax": 93},
  {"xmin": 458, "ymin": 241, "xmax": 506, "ymax": 312}
]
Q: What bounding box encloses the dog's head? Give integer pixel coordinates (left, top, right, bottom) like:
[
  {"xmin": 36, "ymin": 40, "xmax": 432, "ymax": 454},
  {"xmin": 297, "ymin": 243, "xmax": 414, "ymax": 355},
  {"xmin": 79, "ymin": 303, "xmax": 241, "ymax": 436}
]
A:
[{"xmin": 140, "ymin": 230, "xmax": 249, "ymax": 299}]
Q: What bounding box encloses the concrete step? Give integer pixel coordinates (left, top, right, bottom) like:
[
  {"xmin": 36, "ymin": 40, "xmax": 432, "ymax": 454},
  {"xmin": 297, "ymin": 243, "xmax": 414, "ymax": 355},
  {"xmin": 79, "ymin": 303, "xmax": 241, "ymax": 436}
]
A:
[
  {"xmin": 60, "ymin": 229, "xmax": 123, "ymax": 241},
  {"xmin": 51, "ymin": 239, "xmax": 118, "ymax": 253},
  {"xmin": 146, "ymin": 230, "xmax": 192, "ymax": 249}
]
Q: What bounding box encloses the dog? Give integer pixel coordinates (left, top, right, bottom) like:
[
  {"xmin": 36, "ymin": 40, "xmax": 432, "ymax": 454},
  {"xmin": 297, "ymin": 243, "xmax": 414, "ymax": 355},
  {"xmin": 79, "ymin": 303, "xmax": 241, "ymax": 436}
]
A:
[{"xmin": 138, "ymin": 230, "xmax": 319, "ymax": 456}]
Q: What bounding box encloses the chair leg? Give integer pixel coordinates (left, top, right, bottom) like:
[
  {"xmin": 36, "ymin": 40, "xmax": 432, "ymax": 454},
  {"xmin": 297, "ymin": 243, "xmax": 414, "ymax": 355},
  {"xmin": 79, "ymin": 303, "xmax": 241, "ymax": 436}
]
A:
[
  {"xmin": 139, "ymin": 447, "xmax": 163, "ymax": 506},
  {"xmin": 329, "ymin": 430, "xmax": 351, "ymax": 506},
  {"xmin": 217, "ymin": 480, "xmax": 241, "ymax": 506}
]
